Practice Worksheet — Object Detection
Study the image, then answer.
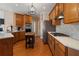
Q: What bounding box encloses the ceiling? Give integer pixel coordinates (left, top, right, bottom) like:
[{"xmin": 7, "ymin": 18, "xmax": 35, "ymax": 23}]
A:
[{"xmin": 0, "ymin": 3, "xmax": 55, "ymax": 18}]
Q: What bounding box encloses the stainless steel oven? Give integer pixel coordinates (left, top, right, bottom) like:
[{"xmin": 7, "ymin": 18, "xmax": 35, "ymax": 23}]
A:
[{"xmin": 25, "ymin": 24, "xmax": 32, "ymax": 32}]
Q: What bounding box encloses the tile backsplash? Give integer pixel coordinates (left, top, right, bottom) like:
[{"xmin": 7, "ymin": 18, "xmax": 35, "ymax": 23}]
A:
[{"xmin": 56, "ymin": 20, "xmax": 79, "ymax": 41}]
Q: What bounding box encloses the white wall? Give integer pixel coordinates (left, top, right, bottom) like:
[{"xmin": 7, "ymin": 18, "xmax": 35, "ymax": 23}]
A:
[
  {"xmin": 0, "ymin": 9, "xmax": 15, "ymax": 32},
  {"xmin": 4, "ymin": 10, "xmax": 15, "ymax": 31},
  {"xmin": 56, "ymin": 19, "xmax": 79, "ymax": 41},
  {"xmin": 32, "ymin": 16, "xmax": 40, "ymax": 36},
  {"xmin": 39, "ymin": 12, "xmax": 48, "ymax": 38}
]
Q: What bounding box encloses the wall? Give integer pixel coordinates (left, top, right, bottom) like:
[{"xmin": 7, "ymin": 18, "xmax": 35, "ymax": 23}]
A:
[
  {"xmin": 0, "ymin": 9, "xmax": 15, "ymax": 31},
  {"xmin": 32, "ymin": 16, "xmax": 40, "ymax": 36},
  {"xmin": 56, "ymin": 19, "xmax": 79, "ymax": 41}
]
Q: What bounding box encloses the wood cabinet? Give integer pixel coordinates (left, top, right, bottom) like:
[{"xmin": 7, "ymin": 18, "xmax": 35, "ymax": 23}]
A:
[
  {"xmin": 24, "ymin": 15, "xmax": 32, "ymax": 24},
  {"xmin": 12, "ymin": 31, "xmax": 25, "ymax": 44},
  {"xmin": 48, "ymin": 33, "xmax": 66, "ymax": 56},
  {"xmin": 68, "ymin": 48, "xmax": 79, "ymax": 56},
  {"xmin": 54, "ymin": 40, "xmax": 66, "ymax": 56},
  {"xmin": 48, "ymin": 34, "xmax": 55, "ymax": 55},
  {"xmin": 58, "ymin": 3, "xmax": 64, "ymax": 15},
  {"xmin": 0, "ymin": 37, "xmax": 13, "ymax": 56},
  {"xmin": 54, "ymin": 4, "xmax": 61, "ymax": 25},
  {"xmin": 16, "ymin": 13, "xmax": 24, "ymax": 27},
  {"xmin": 50, "ymin": 3, "xmax": 79, "ymax": 24},
  {"xmin": 49, "ymin": 4, "xmax": 61, "ymax": 25},
  {"xmin": 48, "ymin": 33, "xmax": 79, "ymax": 56},
  {"xmin": 64, "ymin": 3, "xmax": 79, "ymax": 23}
]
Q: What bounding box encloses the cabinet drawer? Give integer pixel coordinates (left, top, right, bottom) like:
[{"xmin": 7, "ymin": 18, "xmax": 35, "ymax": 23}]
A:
[{"xmin": 55, "ymin": 40, "xmax": 65, "ymax": 53}]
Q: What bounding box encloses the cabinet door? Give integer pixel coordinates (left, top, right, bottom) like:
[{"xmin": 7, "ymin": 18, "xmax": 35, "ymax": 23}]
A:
[
  {"xmin": 12, "ymin": 32, "xmax": 19, "ymax": 43},
  {"xmin": 0, "ymin": 38, "xmax": 13, "ymax": 56},
  {"xmin": 25, "ymin": 15, "xmax": 29, "ymax": 24},
  {"xmin": 52, "ymin": 5, "xmax": 60, "ymax": 25},
  {"xmin": 55, "ymin": 40, "xmax": 65, "ymax": 56},
  {"xmin": 51, "ymin": 36, "xmax": 55, "ymax": 55},
  {"xmin": 48, "ymin": 34, "xmax": 52, "ymax": 47},
  {"xmin": 64, "ymin": 3, "xmax": 79, "ymax": 23},
  {"xmin": 58, "ymin": 3, "xmax": 64, "ymax": 15},
  {"xmin": 29, "ymin": 16, "xmax": 32, "ymax": 23},
  {"xmin": 55, "ymin": 4, "xmax": 59, "ymax": 17},
  {"xmin": 19, "ymin": 31, "xmax": 25, "ymax": 40},
  {"xmin": 48, "ymin": 34, "xmax": 55, "ymax": 55},
  {"xmin": 16, "ymin": 14, "xmax": 24, "ymax": 27},
  {"xmin": 25, "ymin": 15, "xmax": 32, "ymax": 24},
  {"xmin": 68, "ymin": 48, "xmax": 79, "ymax": 56}
]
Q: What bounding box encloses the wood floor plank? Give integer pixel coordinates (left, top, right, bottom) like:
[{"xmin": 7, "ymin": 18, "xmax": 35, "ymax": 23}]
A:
[{"xmin": 13, "ymin": 37, "xmax": 52, "ymax": 56}]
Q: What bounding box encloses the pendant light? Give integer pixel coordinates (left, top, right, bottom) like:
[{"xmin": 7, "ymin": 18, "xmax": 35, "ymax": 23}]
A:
[{"xmin": 29, "ymin": 3, "xmax": 36, "ymax": 15}]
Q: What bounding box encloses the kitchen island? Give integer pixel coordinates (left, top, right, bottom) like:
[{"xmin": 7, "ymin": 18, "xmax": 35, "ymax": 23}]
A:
[
  {"xmin": 0, "ymin": 32, "xmax": 14, "ymax": 56},
  {"xmin": 11, "ymin": 30, "xmax": 25, "ymax": 44}
]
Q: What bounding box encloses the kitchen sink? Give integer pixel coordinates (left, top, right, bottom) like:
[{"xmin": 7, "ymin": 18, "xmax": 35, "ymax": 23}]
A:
[{"xmin": 51, "ymin": 32, "xmax": 69, "ymax": 37}]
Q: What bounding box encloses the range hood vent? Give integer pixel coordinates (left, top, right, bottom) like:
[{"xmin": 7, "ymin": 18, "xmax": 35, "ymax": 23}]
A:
[{"xmin": 58, "ymin": 12, "xmax": 64, "ymax": 20}]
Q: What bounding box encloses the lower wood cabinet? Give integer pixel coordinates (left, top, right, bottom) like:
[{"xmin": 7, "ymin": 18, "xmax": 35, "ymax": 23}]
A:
[
  {"xmin": 48, "ymin": 34, "xmax": 55, "ymax": 55},
  {"xmin": 0, "ymin": 37, "xmax": 13, "ymax": 56},
  {"xmin": 48, "ymin": 33, "xmax": 79, "ymax": 56},
  {"xmin": 12, "ymin": 31, "xmax": 25, "ymax": 44},
  {"xmin": 68, "ymin": 48, "xmax": 79, "ymax": 56},
  {"xmin": 54, "ymin": 40, "xmax": 66, "ymax": 56},
  {"xmin": 48, "ymin": 34, "xmax": 66, "ymax": 56}
]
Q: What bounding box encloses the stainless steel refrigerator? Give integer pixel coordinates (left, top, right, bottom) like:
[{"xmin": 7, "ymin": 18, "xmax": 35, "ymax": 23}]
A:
[{"xmin": 43, "ymin": 20, "xmax": 56, "ymax": 44}]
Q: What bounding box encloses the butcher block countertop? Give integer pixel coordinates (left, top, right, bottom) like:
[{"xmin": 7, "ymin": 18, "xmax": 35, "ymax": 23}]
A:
[{"xmin": 25, "ymin": 32, "xmax": 35, "ymax": 36}]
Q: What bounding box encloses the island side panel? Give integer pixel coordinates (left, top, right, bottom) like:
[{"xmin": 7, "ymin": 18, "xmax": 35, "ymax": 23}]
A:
[{"xmin": 0, "ymin": 37, "xmax": 13, "ymax": 56}]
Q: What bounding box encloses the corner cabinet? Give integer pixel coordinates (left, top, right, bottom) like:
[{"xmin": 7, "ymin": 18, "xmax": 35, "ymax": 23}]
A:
[{"xmin": 64, "ymin": 3, "xmax": 79, "ymax": 23}]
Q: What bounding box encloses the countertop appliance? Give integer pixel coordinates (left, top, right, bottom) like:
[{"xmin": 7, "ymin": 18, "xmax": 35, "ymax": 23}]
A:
[{"xmin": 43, "ymin": 20, "xmax": 56, "ymax": 44}]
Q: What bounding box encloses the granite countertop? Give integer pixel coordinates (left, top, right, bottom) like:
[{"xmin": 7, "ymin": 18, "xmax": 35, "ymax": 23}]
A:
[
  {"xmin": 48, "ymin": 32, "xmax": 79, "ymax": 51},
  {"xmin": 0, "ymin": 31, "xmax": 14, "ymax": 39}
]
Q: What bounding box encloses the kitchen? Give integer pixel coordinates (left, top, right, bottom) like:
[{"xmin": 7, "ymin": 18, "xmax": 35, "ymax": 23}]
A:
[{"xmin": 0, "ymin": 3, "xmax": 79, "ymax": 56}]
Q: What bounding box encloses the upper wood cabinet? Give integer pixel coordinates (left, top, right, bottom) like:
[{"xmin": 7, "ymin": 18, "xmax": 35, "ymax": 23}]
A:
[
  {"xmin": 24, "ymin": 15, "xmax": 32, "ymax": 24},
  {"xmin": 51, "ymin": 4, "xmax": 61, "ymax": 25},
  {"xmin": 16, "ymin": 13, "xmax": 24, "ymax": 27},
  {"xmin": 58, "ymin": 3, "xmax": 64, "ymax": 15},
  {"xmin": 64, "ymin": 3, "xmax": 79, "ymax": 23},
  {"xmin": 49, "ymin": 12, "xmax": 52, "ymax": 20},
  {"xmin": 50, "ymin": 3, "xmax": 79, "ymax": 24}
]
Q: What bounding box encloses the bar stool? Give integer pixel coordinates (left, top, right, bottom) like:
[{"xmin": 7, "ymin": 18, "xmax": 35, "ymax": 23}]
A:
[{"xmin": 25, "ymin": 32, "xmax": 35, "ymax": 48}]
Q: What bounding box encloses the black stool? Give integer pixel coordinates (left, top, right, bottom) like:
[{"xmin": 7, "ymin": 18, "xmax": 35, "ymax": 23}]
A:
[{"xmin": 25, "ymin": 32, "xmax": 35, "ymax": 48}]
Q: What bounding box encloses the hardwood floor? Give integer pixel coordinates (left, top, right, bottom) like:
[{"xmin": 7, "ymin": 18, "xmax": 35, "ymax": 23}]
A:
[{"xmin": 13, "ymin": 36, "xmax": 52, "ymax": 56}]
